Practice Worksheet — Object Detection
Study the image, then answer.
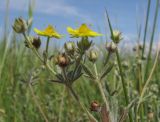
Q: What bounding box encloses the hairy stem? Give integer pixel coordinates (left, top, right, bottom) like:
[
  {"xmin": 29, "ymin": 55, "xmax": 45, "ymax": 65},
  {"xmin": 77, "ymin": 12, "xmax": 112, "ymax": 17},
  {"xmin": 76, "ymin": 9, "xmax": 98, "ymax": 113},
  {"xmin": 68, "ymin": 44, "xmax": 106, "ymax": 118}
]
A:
[
  {"xmin": 29, "ymin": 84, "xmax": 48, "ymax": 122},
  {"xmin": 115, "ymin": 49, "xmax": 133, "ymax": 122}
]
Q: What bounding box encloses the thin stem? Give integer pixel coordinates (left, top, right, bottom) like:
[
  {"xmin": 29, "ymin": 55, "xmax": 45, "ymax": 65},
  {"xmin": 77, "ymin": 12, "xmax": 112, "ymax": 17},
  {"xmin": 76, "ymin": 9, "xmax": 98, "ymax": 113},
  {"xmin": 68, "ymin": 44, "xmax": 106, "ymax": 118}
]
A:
[
  {"xmin": 29, "ymin": 84, "xmax": 48, "ymax": 122},
  {"xmin": 61, "ymin": 67, "xmax": 97, "ymax": 121},
  {"xmin": 115, "ymin": 49, "xmax": 133, "ymax": 122},
  {"xmin": 93, "ymin": 63, "xmax": 110, "ymax": 112},
  {"xmin": 104, "ymin": 51, "xmax": 111, "ymax": 66},
  {"xmin": 58, "ymin": 86, "xmax": 65, "ymax": 122},
  {"xmin": 45, "ymin": 37, "xmax": 50, "ymax": 59},
  {"xmin": 23, "ymin": 33, "xmax": 43, "ymax": 62},
  {"xmin": 23, "ymin": 33, "xmax": 56, "ymax": 75},
  {"xmin": 68, "ymin": 85, "xmax": 97, "ymax": 122},
  {"xmin": 137, "ymin": 47, "xmax": 159, "ymax": 111}
]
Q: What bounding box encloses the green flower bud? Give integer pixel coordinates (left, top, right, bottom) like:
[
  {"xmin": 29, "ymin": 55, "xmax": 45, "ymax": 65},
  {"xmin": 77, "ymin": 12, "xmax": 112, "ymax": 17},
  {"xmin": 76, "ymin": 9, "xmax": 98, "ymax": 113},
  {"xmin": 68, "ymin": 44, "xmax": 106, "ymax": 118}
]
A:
[
  {"xmin": 64, "ymin": 41, "xmax": 75, "ymax": 54},
  {"xmin": 77, "ymin": 37, "xmax": 92, "ymax": 53},
  {"xmin": 87, "ymin": 50, "xmax": 98, "ymax": 63},
  {"xmin": 142, "ymin": 54, "xmax": 146, "ymax": 60},
  {"xmin": 137, "ymin": 59, "xmax": 142, "ymax": 65},
  {"xmin": 111, "ymin": 30, "xmax": 122, "ymax": 43},
  {"xmin": 122, "ymin": 61, "xmax": 129, "ymax": 70},
  {"xmin": 12, "ymin": 17, "xmax": 28, "ymax": 33},
  {"xmin": 106, "ymin": 42, "xmax": 117, "ymax": 53}
]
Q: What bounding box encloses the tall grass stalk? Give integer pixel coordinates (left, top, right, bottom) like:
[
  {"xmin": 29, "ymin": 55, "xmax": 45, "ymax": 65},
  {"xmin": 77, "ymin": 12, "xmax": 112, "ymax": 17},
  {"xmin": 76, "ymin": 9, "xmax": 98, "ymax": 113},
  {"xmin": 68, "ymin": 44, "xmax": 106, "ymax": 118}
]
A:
[
  {"xmin": 137, "ymin": 42, "xmax": 160, "ymax": 111},
  {"xmin": 144, "ymin": 0, "xmax": 159, "ymax": 80},
  {"xmin": 141, "ymin": 0, "xmax": 151, "ymax": 59},
  {"xmin": 105, "ymin": 9, "xmax": 133, "ymax": 122}
]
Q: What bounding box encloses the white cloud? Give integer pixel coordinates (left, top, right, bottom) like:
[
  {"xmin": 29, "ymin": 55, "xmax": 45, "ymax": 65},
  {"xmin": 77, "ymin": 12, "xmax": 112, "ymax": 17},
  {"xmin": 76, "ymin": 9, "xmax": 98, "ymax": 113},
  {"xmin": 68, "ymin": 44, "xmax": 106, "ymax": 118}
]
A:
[{"xmin": 0, "ymin": 0, "xmax": 92, "ymax": 23}]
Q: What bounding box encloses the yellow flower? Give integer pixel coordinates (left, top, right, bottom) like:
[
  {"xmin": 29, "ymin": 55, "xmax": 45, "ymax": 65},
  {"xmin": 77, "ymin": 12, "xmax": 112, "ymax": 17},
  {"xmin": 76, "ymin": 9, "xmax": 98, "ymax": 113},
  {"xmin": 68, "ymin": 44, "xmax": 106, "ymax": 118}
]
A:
[
  {"xmin": 67, "ymin": 24, "xmax": 102, "ymax": 38},
  {"xmin": 34, "ymin": 25, "xmax": 62, "ymax": 39}
]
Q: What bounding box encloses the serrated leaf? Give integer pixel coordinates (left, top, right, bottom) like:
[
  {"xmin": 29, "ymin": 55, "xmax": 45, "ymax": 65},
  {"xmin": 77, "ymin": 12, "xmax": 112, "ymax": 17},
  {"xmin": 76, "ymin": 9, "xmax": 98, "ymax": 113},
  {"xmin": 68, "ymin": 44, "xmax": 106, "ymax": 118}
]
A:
[
  {"xmin": 100, "ymin": 63, "xmax": 114, "ymax": 80},
  {"xmin": 67, "ymin": 70, "xmax": 74, "ymax": 81},
  {"xmin": 55, "ymin": 74, "xmax": 64, "ymax": 82},
  {"xmin": 72, "ymin": 73, "xmax": 83, "ymax": 83},
  {"xmin": 72, "ymin": 65, "xmax": 82, "ymax": 78},
  {"xmin": 81, "ymin": 64, "xmax": 95, "ymax": 79},
  {"xmin": 48, "ymin": 79, "xmax": 64, "ymax": 84}
]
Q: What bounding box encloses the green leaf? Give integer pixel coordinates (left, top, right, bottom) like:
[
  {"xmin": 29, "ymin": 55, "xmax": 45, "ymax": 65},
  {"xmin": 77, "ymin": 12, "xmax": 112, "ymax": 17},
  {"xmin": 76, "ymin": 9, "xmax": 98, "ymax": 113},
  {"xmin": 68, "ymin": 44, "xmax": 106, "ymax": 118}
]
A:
[
  {"xmin": 48, "ymin": 79, "xmax": 64, "ymax": 84},
  {"xmin": 81, "ymin": 64, "xmax": 95, "ymax": 79},
  {"xmin": 100, "ymin": 63, "xmax": 114, "ymax": 80},
  {"xmin": 55, "ymin": 74, "xmax": 65, "ymax": 82},
  {"xmin": 105, "ymin": 8, "xmax": 113, "ymax": 37}
]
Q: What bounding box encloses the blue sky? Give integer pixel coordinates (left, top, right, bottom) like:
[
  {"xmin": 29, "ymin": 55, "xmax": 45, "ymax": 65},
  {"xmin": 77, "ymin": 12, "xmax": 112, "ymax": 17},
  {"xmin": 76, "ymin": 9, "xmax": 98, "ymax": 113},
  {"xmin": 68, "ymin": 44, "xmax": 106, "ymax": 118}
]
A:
[{"xmin": 0, "ymin": 0, "xmax": 159, "ymax": 46}]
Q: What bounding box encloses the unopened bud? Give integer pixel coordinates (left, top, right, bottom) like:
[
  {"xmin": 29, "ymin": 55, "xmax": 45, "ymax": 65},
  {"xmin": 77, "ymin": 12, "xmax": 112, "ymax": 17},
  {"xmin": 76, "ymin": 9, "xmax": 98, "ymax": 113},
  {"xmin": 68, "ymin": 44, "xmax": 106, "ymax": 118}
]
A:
[
  {"xmin": 64, "ymin": 41, "xmax": 75, "ymax": 55},
  {"xmin": 32, "ymin": 37, "xmax": 41, "ymax": 49},
  {"xmin": 12, "ymin": 17, "xmax": 28, "ymax": 33},
  {"xmin": 142, "ymin": 55, "xmax": 146, "ymax": 60},
  {"xmin": 106, "ymin": 42, "xmax": 117, "ymax": 53},
  {"xmin": 55, "ymin": 53, "xmax": 70, "ymax": 68},
  {"xmin": 111, "ymin": 30, "xmax": 122, "ymax": 43},
  {"xmin": 90, "ymin": 101, "xmax": 100, "ymax": 112},
  {"xmin": 87, "ymin": 50, "xmax": 98, "ymax": 63},
  {"xmin": 25, "ymin": 36, "xmax": 41, "ymax": 49},
  {"xmin": 147, "ymin": 112, "xmax": 154, "ymax": 120},
  {"xmin": 77, "ymin": 37, "xmax": 92, "ymax": 52},
  {"xmin": 122, "ymin": 61, "xmax": 129, "ymax": 70}
]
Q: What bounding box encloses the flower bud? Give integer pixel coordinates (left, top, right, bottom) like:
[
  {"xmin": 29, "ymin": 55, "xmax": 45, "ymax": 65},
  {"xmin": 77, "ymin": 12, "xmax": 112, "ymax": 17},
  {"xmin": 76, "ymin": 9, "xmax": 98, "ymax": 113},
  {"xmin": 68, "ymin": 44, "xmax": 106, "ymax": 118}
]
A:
[
  {"xmin": 12, "ymin": 17, "xmax": 28, "ymax": 33},
  {"xmin": 55, "ymin": 53, "xmax": 70, "ymax": 68},
  {"xmin": 25, "ymin": 36, "xmax": 41, "ymax": 49},
  {"xmin": 111, "ymin": 30, "xmax": 122, "ymax": 43},
  {"xmin": 32, "ymin": 37, "xmax": 41, "ymax": 49},
  {"xmin": 64, "ymin": 41, "xmax": 75, "ymax": 55},
  {"xmin": 122, "ymin": 61, "xmax": 129, "ymax": 70},
  {"xmin": 106, "ymin": 42, "xmax": 117, "ymax": 53},
  {"xmin": 147, "ymin": 112, "xmax": 154, "ymax": 120},
  {"xmin": 142, "ymin": 54, "xmax": 146, "ymax": 60},
  {"xmin": 87, "ymin": 50, "xmax": 98, "ymax": 63},
  {"xmin": 90, "ymin": 101, "xmax": 100, "ymax": 112},
  {"xmin": 77, "ymin": 37, "xmax": 92, "ymax": 53}
]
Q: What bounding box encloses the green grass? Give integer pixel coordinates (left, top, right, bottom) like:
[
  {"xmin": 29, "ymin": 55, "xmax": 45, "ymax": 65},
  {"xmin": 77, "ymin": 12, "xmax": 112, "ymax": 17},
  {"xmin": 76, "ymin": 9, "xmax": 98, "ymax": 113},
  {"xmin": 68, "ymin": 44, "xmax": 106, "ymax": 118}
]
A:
[{"xmin": 0, "ymin": 0, "xmax": 160, "ymax": 122}]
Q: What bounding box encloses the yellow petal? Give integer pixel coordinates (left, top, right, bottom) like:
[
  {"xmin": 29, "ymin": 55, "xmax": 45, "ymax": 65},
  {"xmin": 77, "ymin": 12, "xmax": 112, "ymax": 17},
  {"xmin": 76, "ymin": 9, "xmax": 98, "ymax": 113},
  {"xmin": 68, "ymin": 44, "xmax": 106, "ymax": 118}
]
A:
[
  {"xmin": 34, "ymin": 28, "xmax": 45, "ymax": 35},
  {"xmin": 79, "ymin": 24, "xmax": 90, "ymax": 33}
]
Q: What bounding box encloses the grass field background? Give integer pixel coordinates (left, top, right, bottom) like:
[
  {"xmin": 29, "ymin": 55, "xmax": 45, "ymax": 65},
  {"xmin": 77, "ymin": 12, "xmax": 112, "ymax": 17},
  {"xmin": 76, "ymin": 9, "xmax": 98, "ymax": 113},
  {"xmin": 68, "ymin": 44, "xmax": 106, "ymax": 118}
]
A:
[{"xmin": 0, "ymin": 0, "xmax": 160, "ymax": 122}]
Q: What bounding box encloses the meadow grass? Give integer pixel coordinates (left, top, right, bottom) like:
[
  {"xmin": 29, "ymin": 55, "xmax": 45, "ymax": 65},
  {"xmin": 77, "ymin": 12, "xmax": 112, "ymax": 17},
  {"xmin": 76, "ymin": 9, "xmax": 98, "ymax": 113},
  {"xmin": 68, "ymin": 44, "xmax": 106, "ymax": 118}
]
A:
[{"xmin": 0, "ymin": 0, "xmax": 160, "ymax": 122}]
